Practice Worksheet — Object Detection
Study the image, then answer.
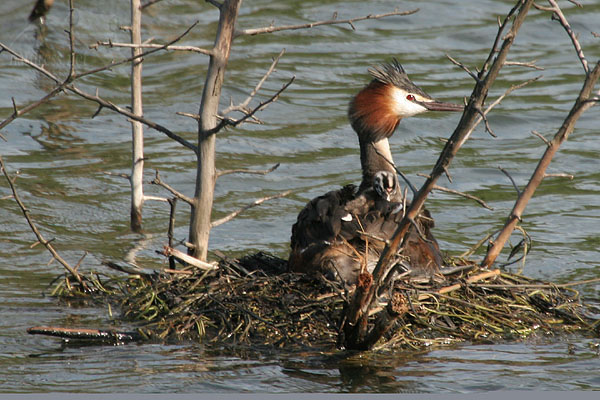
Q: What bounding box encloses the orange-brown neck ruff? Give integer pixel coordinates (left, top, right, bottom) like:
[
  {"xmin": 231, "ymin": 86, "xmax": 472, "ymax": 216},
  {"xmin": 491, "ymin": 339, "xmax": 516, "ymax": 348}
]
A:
[{"xmin": 348, "ymin": 81, "xmax": 401, "ymax": 143}]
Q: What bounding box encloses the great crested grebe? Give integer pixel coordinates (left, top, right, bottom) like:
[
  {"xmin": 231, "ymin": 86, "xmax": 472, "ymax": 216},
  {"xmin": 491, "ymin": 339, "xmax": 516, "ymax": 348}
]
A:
[{"xmin": 289, "ymin": 59, "xmax": 463, "ymax": 284}]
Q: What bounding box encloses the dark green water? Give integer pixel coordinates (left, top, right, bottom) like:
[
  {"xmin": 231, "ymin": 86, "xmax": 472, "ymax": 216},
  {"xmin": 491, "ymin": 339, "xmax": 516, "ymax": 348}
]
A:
[{"xmin": 1, "ymin": 0, "xmax": 599, "ymax": 393}]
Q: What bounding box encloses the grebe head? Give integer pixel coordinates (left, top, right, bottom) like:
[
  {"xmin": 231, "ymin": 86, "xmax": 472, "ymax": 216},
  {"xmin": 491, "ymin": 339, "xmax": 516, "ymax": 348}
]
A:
[
  {"xmin": 348, "ymin": 59, "xmax": 463, "ymax": 143},
  {"xmin": 373, "ymin": 170, "xmax": 397, "ymax": 201}
]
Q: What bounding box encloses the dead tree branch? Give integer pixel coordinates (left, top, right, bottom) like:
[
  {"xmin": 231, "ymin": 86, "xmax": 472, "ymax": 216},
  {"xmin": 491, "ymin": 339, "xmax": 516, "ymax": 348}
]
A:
[
  {"xmin": 151, "ymin": 170, "xmax": 195, "ymax": 205},
  {"xmin": 235, "ymin": 9, "xmax": 419, "ymax": 37},
  {"xmin": 0, "ymin": 22, "xmax": 199, "ymax": 152},
  {"xmin": 217, "ymin": 163, "xmax": 280, "ymax": 178},
  {"xmin": 0, "ymin": 156, "xmax": 87, "ymax": 289},
  {"xmin": 210, "ymin": 75, "xmax": 296, "ymax": 134},
  {"xmin": 482, "ymin": 61, "xmax": 600, "ymax": 267},
  {"xmin": 210, "ymin": 190, "xmax": 292, "ymax": 228},
  {"xmin": 92, "ymin": 41, "xmax": 212, "ymax": 55},
  {"xmin": 161, "ymin": 246, "xmax": 218, "ymax": 270},
  {"xmin": 457, "ymin": 75, "xmax": 541, "ymax": 148},
  {"xmin": 0, "ymin": 86, "xmax": 64, "ymax": 132},
  {"xmin": 482, "ymin": 1, "xmax": 599, "ymax": 267},
  {"xmin": 498, "ymin": 167, "xmax": 522, "ymax": 197},
  {"xmin": 416, "ymin": 174, "xmax": 494, "ymax": 210},
  {"xmin": 220, "ymin": 49, "xmax": 286, "ymax": 117},
  {"xmin": 534, "ymin": 0, "xmax": 588, "ymax": 73}
]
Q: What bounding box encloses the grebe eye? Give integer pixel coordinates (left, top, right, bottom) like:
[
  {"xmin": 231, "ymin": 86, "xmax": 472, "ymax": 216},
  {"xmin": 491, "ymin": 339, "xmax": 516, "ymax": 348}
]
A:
[{"xmin": 406, "ymin": 94, "xmax": 415, "ymax": 101}]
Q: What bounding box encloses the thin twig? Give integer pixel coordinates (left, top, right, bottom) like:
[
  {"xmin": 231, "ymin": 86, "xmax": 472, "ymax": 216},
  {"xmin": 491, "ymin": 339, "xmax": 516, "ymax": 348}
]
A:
[
  {"xmin": 235, "ymin": 9, "xmax": 419, "ymax": 37},
  {"xmin": 457, "ymin": 76, "xmax": 541, "ymax": 148},
  {"xmin": 217, "ymin": 163, "xmax": 280, "ymax": 178},
  {"xmin": 220, "ymin": 49, "xmax": 286, "ymax": 117},
  {"xmin": 0, "ymin": 23, "xmax": 199, "ymax": 152},
  {"xmin": 81, "ymin": 21, "xmax": 200, "ymax": 80},
  {"xmin": 416, "ymin": 174, "xmax": 494, "ymax": 210},
  {"xmin": 150, "ymin": 170, "xmax": 195, "ymax": 205},
  {"xmin": 0, "ymin": 156, "xmax": 87, "ymax": 289},
  {"xmin": 0, "ymin": 86, "xmax": 64, "ymax": 132},
  {"xmin": 141, "ymin": 0, "xmax": 166, "ymax": 10},
  {"xmin": 482, "ymin": 61, "xmax": 600, "ymax": 267},
  {"xmin": 211, "ymin": 190, "xmax": 292, "ymax": 228},
  {"xmin": 504, "ymin": 60, "xmax": 544, "ymax": 70},
  {"xmin": 498, "ymin": 167, "xmax": 521, "ymax": 196},
  {"xmin": 543, "ymin": 0, "xmax": 589, "ymax": 73},
  {"xmin": 531, "ymin": 130, "xmax": 551, "ymax": 146},
  {"xmin": 67, "ymin": 0, "xmax": 76, "ymax": 80},
  {"xmin": 92, "ymin": 41, "xmax": 212, "ymax": 55},
  {"xmin": 209, "ymin": 76, "xmax": 295, "ymax": 134},
  {"xmin": 543, "ymin": 173, "xmax": 574, "ymax": 179},
  {"xmin": 446, "ymin": 54, "xmax": 480, "ymax": 82}
]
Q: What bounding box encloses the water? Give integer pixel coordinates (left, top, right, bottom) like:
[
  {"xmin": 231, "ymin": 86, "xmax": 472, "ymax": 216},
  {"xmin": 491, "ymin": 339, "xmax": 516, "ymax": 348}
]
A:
[{"xmin": 1, "ymin": 0, "xmax": 599, "ymax": 393}]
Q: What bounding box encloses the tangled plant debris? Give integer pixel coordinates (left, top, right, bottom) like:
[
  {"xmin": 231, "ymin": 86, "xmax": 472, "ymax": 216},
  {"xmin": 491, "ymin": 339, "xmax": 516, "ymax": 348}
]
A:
[{"xmin": 31, "ymin": 252, "xmax": 599, "ymax": 350}]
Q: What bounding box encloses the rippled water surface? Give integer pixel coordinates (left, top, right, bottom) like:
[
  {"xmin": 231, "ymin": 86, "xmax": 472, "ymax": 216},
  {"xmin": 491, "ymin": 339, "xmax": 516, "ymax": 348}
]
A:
[{"xmin": 1, "ymin": 0, "xmax": 599, "ymax": 393}]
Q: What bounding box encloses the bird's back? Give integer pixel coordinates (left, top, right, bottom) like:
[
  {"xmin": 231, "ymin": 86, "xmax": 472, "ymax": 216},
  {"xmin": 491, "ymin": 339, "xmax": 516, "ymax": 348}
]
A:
[{"xmin": 289, "ymin": 185, "xmax": 442, "ymax": 284}]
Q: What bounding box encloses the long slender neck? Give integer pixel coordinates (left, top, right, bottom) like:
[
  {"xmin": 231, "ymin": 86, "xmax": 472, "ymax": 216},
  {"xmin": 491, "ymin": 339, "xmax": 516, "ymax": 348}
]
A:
[{"xmin": 358, "ymin": 137, "xmax": 396, "ymax": 193}]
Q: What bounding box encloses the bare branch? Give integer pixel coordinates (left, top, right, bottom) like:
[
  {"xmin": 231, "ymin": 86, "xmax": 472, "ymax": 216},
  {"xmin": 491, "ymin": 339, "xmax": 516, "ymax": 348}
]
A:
[
  {"xmin": 544, "ymin": 173, "xmax": 574, "ymax": 179},
  {"xmin": 211, "ymin": 190, "xmax": 292, "ymax": 228},
  {"xmin": 0, "ymin": 33, "xmax": 198, "ymax": 152},
  {"xmin": 83, "ymin": 21, "xmax": 200, "ymax": 80},
  {"xmin": 504, "ymin": 59, "xmax": 544, "ymax": 70},
  {"xmin": 446, "ymin": 54, "xmax": 480, "ymax": 82},
  {"xmin": 161, "ymin": 246, "xmax": 218, "ymax": 271},
  {"xmin": 217, "ymin": 162, "xmax": 280, "ymax": 178},
  {"xmin": 480, "ymin": 1, "xmax": 522, "ymax": 77},
  {"xmin": 71, "ymin": 86, "xmax": 198, "ymax": 152},
  {"xmin": 0, "ymin": 156, "xmax": 87, "ymax": 289},
  {"xmin": 457, "ymin": 75, "xmax": 541, "ymax": 148},
  {"xmin": 210, "ymin": 75, "xmax": 295, "ymax": 134},
  {"xmin": 141, "ymin": 0, "xmax": 166, "ymax": 10},
  {"xmin": 544, "ymin": 0, "xmax": 589, "ymax": 73},
  {"xmin": 0, "ymin": 86, "xmax": 64, "ymax": 133},
  {"xmin": 482, "ymin": 61, "xmax": 600, "ymax": 267},
  {"xmin": 498, "ymin": 167, "xmax": 522, "ymax": 196},
  {"xmin": 235, "ymin": 9, "xmax": 419, "ymax": 37},
  {"xmin": 417, "ymin": 174, "xmax": 494, "ymax": 210},
  {"xmin": 474, "ymin": 105, "xmax": 497, "ymax": 138},
  {"xmin": 175, "ymin": 111, "xmax": 200, "ymax": 121},
  {"xmin": 67, "ymin": 0, "xmax": 76, "ymax": 80},
  {"xmin": 220, "ymin": 48, "xmax": 286, "ymax": 117},
  {"xmin": 92, "ymin": 41, "xmax": 212, "ymax": 55},
  {"xmin": 150, "ymin": 170, "xmax": 195, "ymax": 205},
  {"xmin": 531, "ymin": 130, "xmax": 551, "ymax": 146}
]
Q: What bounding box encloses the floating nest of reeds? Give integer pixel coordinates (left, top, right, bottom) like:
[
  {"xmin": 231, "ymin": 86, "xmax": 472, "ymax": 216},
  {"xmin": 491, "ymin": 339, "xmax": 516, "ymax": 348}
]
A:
[{"xmin": 36, "ymin": 251, "xmax": 600, "ymax": 350}]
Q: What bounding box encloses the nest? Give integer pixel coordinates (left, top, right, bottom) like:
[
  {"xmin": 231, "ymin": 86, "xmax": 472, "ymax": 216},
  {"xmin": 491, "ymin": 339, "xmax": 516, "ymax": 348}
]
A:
[{"xmin": 45, "ymin": 251, "xmax": 600, "ymax": 350}]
